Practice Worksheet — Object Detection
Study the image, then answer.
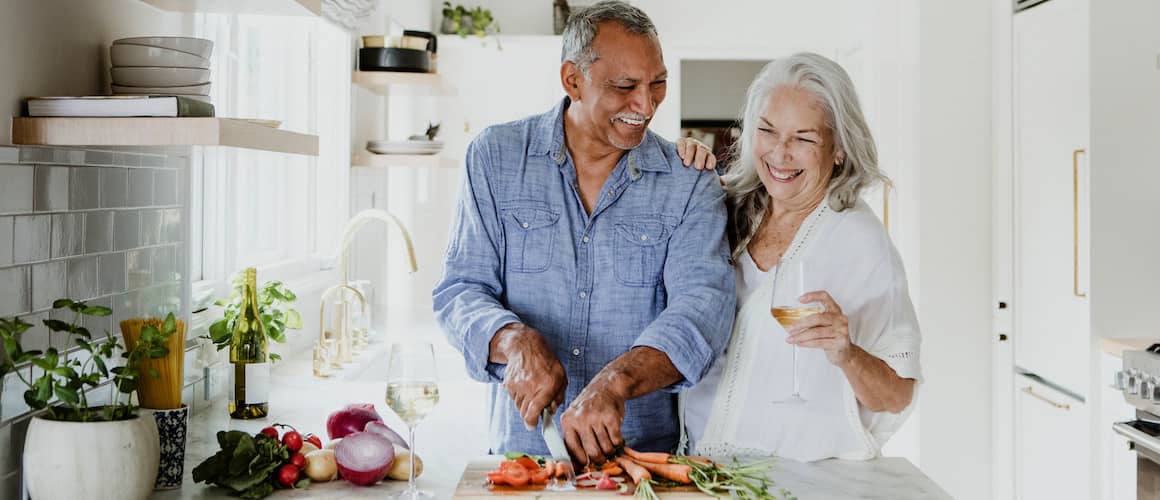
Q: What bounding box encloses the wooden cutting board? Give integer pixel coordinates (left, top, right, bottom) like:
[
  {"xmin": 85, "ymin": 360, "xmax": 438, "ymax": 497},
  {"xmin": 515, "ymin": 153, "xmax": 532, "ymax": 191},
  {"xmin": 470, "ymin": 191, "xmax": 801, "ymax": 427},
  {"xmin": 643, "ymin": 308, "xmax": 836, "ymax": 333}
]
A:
[{"xmin": 453, "ymin": 460, "xmax": 706, "ymax": 498}]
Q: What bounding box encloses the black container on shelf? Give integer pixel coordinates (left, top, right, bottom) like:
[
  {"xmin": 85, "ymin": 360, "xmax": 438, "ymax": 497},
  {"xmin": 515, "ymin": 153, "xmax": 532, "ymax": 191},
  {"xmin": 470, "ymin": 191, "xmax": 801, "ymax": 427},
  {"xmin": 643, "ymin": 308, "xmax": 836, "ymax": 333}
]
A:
[{"xmin": 359, "ymin": 47, "xmax": 429, "ymax": 72}]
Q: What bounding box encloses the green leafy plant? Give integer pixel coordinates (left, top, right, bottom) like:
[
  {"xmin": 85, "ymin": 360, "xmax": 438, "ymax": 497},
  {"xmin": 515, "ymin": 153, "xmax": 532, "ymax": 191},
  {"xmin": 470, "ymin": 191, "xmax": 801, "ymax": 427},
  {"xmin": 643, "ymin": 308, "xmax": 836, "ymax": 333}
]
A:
[
  {"xmin": 441, "ymin": 1, "xmax": 501, "ymax": 37},
  {"xmin": 0, "ymin": 299, "xmax": 177, "ymax": 422},
  {"xmin": 192, "ymin": 430, "xmax": 299, "ymax": 499},
  {"xmin": 206, "ymin": 276, "xmax": 302, "ymax": 362}
]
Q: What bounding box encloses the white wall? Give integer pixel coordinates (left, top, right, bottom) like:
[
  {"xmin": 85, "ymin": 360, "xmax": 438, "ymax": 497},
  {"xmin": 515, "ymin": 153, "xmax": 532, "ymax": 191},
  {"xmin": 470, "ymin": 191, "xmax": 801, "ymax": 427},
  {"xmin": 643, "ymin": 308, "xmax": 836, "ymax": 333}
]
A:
[
  {"xmin": 917, "ymin": 2, "xmax": 994, "ymax": 500},
  {"xmin": 679, "ymin": 60, "xmax": 765, "ymax": 121},
  {"xmin": 1089, "ymin": 0, "xmax": 1160, "ymax": 340},
  {"xmin": 0, "ymin": 0, "xmax": 190, "ymax": 143}
]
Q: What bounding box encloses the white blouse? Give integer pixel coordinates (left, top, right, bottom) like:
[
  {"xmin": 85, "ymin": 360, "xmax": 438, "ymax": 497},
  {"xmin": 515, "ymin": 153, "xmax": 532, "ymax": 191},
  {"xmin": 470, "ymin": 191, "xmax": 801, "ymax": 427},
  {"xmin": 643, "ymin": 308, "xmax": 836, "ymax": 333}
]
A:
[{"xmin": 681, "ymin": 197, "xmax": 922, "ymax": 461}]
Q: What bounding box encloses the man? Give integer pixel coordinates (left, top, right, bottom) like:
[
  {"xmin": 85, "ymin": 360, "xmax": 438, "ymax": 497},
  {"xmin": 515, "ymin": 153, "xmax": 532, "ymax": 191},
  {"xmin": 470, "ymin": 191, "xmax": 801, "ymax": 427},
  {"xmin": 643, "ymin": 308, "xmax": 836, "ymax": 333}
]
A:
[{"xmin": 433, "ymin": 1, "xmax": 734, "ymax": 464}]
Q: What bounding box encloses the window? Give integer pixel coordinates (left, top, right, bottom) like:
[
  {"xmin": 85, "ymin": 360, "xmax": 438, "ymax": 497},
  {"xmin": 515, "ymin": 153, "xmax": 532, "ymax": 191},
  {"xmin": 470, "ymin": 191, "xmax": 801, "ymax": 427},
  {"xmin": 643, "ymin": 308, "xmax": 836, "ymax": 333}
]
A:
[{"xmin": 190, "ymin": 14, "xmax": 350, "ymax": 292}]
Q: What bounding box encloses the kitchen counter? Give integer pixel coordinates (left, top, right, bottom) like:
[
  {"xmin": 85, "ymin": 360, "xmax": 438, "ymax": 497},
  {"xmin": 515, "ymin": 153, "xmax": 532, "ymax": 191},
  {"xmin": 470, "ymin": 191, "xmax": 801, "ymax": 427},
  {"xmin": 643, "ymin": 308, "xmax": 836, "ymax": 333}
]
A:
[{"xmin": 150, "ymin": 330, "xmax": 950, "ymax": 500}]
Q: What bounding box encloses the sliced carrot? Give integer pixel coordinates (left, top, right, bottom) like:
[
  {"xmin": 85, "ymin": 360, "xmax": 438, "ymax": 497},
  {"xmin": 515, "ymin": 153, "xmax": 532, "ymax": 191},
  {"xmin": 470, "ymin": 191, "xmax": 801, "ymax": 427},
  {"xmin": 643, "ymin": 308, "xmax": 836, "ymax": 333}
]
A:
[
  {"xmin": 625, "ymin": 457, "xmax": 693, "ymax": 485},
  {"xmin": 601, "ymin": 465, "xmax": 623, "ymax": 476},
  {"xmin": 486, "ymin": 471, "xmax": 507, "ymax": 485},
  {"xmin": 623, "ymin": 446, "xmax": 673, "ymax": 465},
  {"xmin": 515, "ymin": 456, "xmax": 540, "ymax": 472},
  {"xmin": 614, "ymin": 456, "xmax": 652, "ymax": 485},
  {"xmin": 530, "ymin": 467, "xmax": 551, "ymax": 484},
  {"xmin": 555, "ymin": 461, "xmax": 568, "ymax": 479},
  {"xmin": 503, "ymin": 466, "xmax": 530, "ymax": 486}
]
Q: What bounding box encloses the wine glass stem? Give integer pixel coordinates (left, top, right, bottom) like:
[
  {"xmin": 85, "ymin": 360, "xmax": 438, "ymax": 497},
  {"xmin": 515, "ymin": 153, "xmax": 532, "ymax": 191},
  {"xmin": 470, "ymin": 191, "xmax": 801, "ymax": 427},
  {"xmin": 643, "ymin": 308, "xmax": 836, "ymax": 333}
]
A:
[
  {"xmin": 791, "ymin": 345, "xmax": 801, "ymax": 396},
  {"xmin": 407, "ymin": 426, "xmax": 418, "ymax": 494}
]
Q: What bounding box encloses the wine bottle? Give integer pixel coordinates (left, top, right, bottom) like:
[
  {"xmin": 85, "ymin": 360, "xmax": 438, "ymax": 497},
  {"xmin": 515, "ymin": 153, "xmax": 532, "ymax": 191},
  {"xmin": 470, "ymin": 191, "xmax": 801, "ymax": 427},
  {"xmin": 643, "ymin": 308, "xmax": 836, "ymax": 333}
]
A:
[{"xmin": 229, "ymin": 267, "xmax": 270, "ymax": 419}]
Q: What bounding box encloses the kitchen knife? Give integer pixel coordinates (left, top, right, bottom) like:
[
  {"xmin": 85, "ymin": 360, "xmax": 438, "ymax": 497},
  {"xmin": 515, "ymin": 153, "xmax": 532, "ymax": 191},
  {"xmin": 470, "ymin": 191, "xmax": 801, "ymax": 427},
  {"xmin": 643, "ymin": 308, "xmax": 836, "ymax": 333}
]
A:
[{"xmin": 541, "ymin": 407, "xmax": 577, "ymax": 490}]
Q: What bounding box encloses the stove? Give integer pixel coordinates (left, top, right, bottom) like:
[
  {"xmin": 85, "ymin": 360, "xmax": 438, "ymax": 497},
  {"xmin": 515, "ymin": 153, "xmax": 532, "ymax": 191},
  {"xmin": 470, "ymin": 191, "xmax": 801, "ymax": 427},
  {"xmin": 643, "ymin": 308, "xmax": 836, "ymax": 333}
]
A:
[{"xmin": 1113, "ymin": 344, "xmax": 1160, "ymax": 498}]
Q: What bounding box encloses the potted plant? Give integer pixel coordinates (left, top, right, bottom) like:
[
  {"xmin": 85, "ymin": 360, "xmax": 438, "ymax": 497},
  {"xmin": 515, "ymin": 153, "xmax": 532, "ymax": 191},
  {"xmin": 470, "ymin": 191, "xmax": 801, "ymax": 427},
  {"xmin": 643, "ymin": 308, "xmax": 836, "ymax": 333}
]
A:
[
  {"xmin": 441, "ymin": 2, "xmax": 501, "ymax": 38},
  {"xmin": 206, "ymin": 275, "xmax": 302, "ymax": 361},
  {"xmin": 0, "ymin": 299, "xmax": 177, "ymax": 500}
]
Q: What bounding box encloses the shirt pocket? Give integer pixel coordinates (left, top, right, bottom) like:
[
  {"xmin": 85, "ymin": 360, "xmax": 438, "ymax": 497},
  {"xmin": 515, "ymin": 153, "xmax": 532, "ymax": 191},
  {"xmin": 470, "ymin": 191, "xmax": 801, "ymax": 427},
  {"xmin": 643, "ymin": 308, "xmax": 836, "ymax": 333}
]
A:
[
  {"xmin": 501, "ymin": 203, "xmax": 560, "ymax": 273},
  {"xmin": 613, "ymin": 215, "xmax": 675, "ymax": 287}
]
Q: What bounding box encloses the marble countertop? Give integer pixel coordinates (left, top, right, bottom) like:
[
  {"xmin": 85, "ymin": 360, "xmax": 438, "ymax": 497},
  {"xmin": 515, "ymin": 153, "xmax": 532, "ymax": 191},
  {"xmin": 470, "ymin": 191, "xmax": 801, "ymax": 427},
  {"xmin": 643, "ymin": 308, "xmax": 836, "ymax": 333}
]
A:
[{"xmin": 149, "ymin": 334, "xmax": 951, "ymax": 500}]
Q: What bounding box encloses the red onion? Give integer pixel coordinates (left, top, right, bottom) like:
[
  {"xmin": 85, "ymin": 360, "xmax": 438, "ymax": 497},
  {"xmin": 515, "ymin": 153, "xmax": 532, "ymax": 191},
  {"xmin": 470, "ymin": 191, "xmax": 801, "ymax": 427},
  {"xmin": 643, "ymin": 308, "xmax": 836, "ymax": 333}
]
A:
[
  {"xmin": 334, "ymin": 431, "xmax": 395, "ymax": 486},
  {"xmin": 326, "ymin": 403, "xmax": 383, "ymax": 440},
  {"xmin": 364, "ymin": 420, "xmax": 409, "ymax": 450}
]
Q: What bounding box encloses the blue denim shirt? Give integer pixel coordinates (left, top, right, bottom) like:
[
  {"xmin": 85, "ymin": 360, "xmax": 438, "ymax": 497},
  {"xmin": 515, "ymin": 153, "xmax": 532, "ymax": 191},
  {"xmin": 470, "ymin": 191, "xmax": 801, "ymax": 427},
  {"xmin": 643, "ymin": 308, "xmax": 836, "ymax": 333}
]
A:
[{"xmin": 433, "ymin": 97, "xmax": 735, "ymax": 455}]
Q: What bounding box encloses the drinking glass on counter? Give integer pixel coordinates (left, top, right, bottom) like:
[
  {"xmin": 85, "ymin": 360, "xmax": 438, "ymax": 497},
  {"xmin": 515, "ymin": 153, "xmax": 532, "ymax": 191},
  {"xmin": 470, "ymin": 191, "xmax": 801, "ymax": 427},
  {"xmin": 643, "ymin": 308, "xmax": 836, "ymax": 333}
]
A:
[
  {"xmin": 769, "ymin": 256, "xmax": 822, "ymax": 404},
  {"xmin": 385, "ymin": 341, "xmax": 440, "ymax": 499}
]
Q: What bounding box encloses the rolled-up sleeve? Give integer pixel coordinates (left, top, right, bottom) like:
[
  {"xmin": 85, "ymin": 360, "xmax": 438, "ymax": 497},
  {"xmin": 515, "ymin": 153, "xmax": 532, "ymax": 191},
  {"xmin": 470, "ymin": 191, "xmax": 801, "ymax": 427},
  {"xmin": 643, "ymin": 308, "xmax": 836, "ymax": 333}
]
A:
[
  {"xmin": 632, "ymin": 171, "xmax": 736, "ymax": 389},
  {"xmin": 433, "ymin": 133, "xmax": 521, "ymax": 383}
]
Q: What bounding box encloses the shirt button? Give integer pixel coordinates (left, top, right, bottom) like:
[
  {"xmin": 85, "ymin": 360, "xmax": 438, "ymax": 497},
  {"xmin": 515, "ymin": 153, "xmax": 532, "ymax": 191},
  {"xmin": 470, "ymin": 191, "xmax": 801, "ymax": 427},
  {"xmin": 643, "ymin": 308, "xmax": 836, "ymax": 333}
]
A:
[
  {"xmin": 582, "ymin": 236, "xmax": 590, "ymax": 243},
  {"xmin": 640, "ymin": 235, "xmax": 648, "ymax": 241},
  {"xmin": 579, "ymin": 291, "xmax": 587, "ymax": 298},
  {"xmin": 572, "ymin": 348, "xmax": 581, "ymax": 356},
  {"xmin": 521, "ymin": 222, "xmax": 529, "ymax": 229}
]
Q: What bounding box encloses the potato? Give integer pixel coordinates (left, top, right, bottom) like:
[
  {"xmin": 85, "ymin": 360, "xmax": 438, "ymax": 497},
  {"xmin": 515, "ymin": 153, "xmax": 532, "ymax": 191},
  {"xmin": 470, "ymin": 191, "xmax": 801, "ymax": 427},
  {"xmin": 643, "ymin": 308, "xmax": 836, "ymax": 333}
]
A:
[
  {"xmin": 386, "ymin": 447, "xmax": 423, "ymax": 480},
  {"xmin": 304, "ymin": 449, "xmax": 339, "ymax": 482}
]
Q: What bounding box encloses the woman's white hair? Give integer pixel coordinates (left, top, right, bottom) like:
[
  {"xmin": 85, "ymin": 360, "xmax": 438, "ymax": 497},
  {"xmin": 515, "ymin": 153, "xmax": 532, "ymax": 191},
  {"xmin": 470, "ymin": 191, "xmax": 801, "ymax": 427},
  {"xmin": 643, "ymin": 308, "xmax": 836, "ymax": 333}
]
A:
[{"xmin": 722, "ymin": 52, "xmax": 889, "ymax": 257}]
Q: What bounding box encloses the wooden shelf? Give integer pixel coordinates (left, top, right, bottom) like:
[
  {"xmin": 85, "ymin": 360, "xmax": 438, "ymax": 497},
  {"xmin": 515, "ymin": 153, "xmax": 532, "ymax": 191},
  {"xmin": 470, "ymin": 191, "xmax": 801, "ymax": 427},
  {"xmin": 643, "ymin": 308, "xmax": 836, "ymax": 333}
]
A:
[
  {"xmin": 11, "ymin": 118, "xmax": 318, "ymax": 156},
  {"xmin": 352, "ymin": 152, "xmax": 456, "ymax": 169},
  {"xmin": 352, "ymin": 71, "xmax": 447, "ymax": 95},
  {"xmin": 139, "ymin": 0, "xmax": 321, "ymax": 16}
]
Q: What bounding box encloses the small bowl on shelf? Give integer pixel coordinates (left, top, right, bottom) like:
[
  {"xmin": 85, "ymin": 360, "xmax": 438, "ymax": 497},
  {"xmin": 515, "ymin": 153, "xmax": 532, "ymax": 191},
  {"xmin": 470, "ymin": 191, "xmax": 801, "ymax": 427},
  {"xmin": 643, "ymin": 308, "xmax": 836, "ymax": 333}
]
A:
[
  {"xmin": 111, "ymin": 67, "xmax": 210, "ymax": 87},
  {"xmin": 113, "ymin": 36, "xmax": 214, "ymax": 59},
  {"xmin": 111, "ymin": 44, "xmax": 210, "ymax": 69}
]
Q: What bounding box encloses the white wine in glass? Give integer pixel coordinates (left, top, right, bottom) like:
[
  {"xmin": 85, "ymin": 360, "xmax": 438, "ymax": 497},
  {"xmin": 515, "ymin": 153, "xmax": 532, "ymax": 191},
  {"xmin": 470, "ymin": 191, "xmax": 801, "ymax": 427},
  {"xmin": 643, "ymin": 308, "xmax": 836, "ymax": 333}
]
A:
[
  {"xmin": 770, "ymin": 256, "xmax": 821, "ymax": 404},
  {"xmin": 385, "ymin": 342, "xmax": 439, "ymax": 499}
]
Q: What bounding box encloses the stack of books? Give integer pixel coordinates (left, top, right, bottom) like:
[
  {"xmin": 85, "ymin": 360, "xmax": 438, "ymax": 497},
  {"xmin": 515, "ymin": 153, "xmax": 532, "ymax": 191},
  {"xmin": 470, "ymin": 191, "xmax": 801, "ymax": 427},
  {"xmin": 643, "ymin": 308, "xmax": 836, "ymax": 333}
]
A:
[{"xmin": 25, "ymin": 95, "xmax": 215, "ymax": 118}]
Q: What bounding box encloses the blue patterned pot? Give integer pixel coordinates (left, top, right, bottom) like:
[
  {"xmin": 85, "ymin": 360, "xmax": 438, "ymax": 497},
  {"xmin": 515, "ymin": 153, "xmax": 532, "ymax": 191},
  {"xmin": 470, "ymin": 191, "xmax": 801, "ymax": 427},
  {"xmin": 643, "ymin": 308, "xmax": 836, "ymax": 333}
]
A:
[{"xmin": 145, "ymin": 405, "xmax": 189, "ymax": 490}]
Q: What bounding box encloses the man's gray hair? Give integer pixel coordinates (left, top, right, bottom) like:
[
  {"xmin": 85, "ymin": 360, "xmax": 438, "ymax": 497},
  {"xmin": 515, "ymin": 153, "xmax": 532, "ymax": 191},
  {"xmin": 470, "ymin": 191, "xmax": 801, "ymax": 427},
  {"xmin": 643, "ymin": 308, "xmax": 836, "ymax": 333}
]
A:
[
  {"xmin": 722, "ymin": 52, "xmax": 890, "ymax": 258},
  {"xmin": 561, "ymin": 1, "xmax": 657, "ymax": 77}
]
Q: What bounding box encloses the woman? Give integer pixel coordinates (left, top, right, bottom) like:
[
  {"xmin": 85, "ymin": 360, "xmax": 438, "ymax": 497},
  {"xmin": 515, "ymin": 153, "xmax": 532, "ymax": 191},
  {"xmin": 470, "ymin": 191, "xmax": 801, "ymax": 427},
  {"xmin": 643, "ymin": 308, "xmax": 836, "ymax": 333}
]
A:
[{"xmin": 677, "ymin": 52, "xmax": 921, "ymax": 461}]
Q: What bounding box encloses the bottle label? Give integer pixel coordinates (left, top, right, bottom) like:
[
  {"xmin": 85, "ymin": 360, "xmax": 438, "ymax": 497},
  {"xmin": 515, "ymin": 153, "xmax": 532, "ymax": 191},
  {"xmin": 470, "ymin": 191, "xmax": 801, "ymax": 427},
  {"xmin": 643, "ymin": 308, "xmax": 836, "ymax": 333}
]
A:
[{"xmin": 231, "ymin": 362, "xmax": 270, "ymax": 404}]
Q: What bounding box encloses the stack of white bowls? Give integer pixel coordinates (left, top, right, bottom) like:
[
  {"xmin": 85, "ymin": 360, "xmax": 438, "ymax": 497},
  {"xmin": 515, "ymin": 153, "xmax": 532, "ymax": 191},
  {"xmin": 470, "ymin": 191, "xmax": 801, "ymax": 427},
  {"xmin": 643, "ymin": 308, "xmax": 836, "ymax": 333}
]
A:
[{"xmin": 110, "ymin": 37, "xmax": 213, "ymax": 102}]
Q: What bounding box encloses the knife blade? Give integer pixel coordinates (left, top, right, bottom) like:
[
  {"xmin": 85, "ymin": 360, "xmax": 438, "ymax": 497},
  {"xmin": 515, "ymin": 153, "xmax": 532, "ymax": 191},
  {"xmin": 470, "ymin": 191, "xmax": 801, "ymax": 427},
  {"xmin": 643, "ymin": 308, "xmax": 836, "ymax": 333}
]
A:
[{"xmin": 541, "ymin": 407, "xmax": 577, "ymax": 490}]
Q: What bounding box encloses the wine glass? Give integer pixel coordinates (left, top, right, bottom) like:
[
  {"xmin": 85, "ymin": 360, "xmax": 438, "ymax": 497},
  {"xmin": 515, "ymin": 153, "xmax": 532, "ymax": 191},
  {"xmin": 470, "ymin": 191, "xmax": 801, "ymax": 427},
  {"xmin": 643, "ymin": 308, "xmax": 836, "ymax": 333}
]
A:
[
  {"xmin": 385, "ymin": 341, "xmax": 440, "ymax": 499},
  {"xmin": 769, "ymin": 256, "xmax": 822, "ymax": 403}
]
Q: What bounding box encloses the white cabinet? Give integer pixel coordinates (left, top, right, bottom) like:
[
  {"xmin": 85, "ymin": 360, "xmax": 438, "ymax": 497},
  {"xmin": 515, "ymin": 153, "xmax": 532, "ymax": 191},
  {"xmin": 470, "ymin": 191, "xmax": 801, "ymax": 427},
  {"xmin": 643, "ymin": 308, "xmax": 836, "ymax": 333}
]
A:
[
  {"xmin": 1012, "ymin": 0, "xmax": 1090, "ymax": 398},
  {"xmin": 1015, "ymin": 373, "xmax": 1090, "ymax": 500}
]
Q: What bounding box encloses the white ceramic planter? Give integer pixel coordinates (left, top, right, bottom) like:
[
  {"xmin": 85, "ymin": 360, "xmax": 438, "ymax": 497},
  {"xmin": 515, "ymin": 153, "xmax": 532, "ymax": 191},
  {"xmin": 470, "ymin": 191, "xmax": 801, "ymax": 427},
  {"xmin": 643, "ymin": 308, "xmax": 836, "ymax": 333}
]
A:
[{"xmin": 23, "ymin": 414, "xmax": 160, "ymax": 500}]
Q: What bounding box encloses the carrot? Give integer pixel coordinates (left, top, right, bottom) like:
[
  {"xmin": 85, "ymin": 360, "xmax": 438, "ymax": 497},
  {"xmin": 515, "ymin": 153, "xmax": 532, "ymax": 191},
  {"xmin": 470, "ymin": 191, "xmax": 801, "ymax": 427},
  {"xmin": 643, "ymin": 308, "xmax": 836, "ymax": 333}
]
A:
[
  {"xmin": 623, "ymin": 446, "xmax": 673, "ymax": 464},
  {"xmin": 614, "ymin": 456, "xmax": 652, "ymax": 485},
  {"xmin": 486, "ymin": 471, "xmax": 507, "ymax": 485},
  {"xmin": 600, "ymin": 465, "xmax": 623, "ymax": 476},
  {"xmin": 515, "ymin": 456, "xmax": 540, "ymax": 472},
  {"xmin": 626, "ymin": 457, "xmax": 693, "ymax": 484},
  {"xmin": 555, "ymin": 461, "xmax": 567, "ymax": 479},
  {"xmin": 680, "ymin": 455, "xmax": 713, "ymax": 466}
]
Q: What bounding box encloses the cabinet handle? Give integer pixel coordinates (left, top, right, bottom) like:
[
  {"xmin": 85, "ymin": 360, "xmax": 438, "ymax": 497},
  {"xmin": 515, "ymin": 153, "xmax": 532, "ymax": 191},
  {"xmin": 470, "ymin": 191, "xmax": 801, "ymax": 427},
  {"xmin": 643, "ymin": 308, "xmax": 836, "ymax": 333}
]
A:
[
  {"xmin": 1022, "ymin": 385, "xmax": 1070, "ymax": 410},
  {"xmin": 882, "ymin": 183, "xmax": 891, "ymax": 231},
  {"xmin": 1072, "ymin": 149, "xmax": 1086, "ymax": 298}
]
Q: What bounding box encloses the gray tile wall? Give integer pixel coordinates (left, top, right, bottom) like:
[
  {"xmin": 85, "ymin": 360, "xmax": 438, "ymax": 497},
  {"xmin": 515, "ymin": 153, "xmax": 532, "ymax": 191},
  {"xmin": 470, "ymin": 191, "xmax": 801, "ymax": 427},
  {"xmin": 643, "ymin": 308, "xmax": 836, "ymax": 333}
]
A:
[{"xmin": 0, "ymin": 146, "xmax": 191, "ymax": 498}]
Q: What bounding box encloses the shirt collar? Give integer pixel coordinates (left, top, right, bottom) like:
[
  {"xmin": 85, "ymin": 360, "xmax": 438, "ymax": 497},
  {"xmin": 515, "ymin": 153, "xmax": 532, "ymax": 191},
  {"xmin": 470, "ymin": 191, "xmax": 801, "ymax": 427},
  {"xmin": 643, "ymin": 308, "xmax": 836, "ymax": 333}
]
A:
[{"xmin": 532, "ymin": 96, "xmax": 671, "ymax": 174}]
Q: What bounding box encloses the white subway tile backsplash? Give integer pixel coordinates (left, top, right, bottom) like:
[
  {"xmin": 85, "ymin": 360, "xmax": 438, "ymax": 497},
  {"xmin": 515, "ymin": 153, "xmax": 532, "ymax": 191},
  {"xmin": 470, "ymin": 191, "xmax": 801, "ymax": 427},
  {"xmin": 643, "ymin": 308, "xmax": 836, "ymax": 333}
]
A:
[
  {"xmin": 143, "ymin": 154, "xmax": 167, "ymax": 168},
  {"xmin": 154, "ymin": 169, "xmax": 178, "ymax": 206},
  {"xmin": 113, "ymin": 210, "xmax": 139, "ymax": 251},
  {"xmin": 50, "ymin": 213, "xmax": 84, "ymax": 258},
  {"xmin": 0, "ymin": 166, "xmax": 34, "ymax": 214},
  {"xmin": 0, "ymin": 147, "xmax": 17, "ymax": 164},
  {"xmin": 140, "ymin": 209, "xmax": 162, "ymax": 246},
  {"xmin": 69, "ymin": 167, "xmax": 100, "ymax": 210},
  {"xmin": 20, "ymin": 311, "xmax": 50, "ymax": 352},
  {"xmin": 85, "ymin": 150, "xmax": 114, "ymax": 167},
  {"xmin": 126, "ymin": 248, "xmax": 152, "ymax": 290},
  {"xmin": 128, "ymin": 169, "xmax": 153, "ymax": 207},
  {"xmin": 152, "ymin": 245, "xmax": 176, "ymax": 284},
  {"xmin": 0, "ymin": 267, "xmax": 29, "ymax": 317},
  {"xmin": 99, "ymin": 168, "xmax": 127, "ymax": 208},
  {"xmin": 66, "ymin": 256, "xmax": 98, "ymax": 301},
  {"xmin": 18, "ymin": 147, "xmax": 53, "ymax": 164},
  {"xmin": 13, "ymin": 215, "xmax": 50, "ymax": 263},
  {"xmin": 33, "ymin": 166, "xmax": 69, "ymax": 212},
  {"xmin": 0, "ymin": 218, "xmax": 11, "ymax": 267},
  {"xmin": 82, "ymin": 296, "xmax": 113, "ymax": 339},
  {"xmin": 84, "ymin": 211, "xmax": 113, "ymax": 254},
  {"xmin": 162, "ymin": 209, "xmax": 182, "ymax": 243},
  {"xmin": 97, "ymin": 253, "xmax": 125, "ymax": 296},
  {"xmin": 30, "ymin": 261, "xmax": 65, "ymax": 311}
]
